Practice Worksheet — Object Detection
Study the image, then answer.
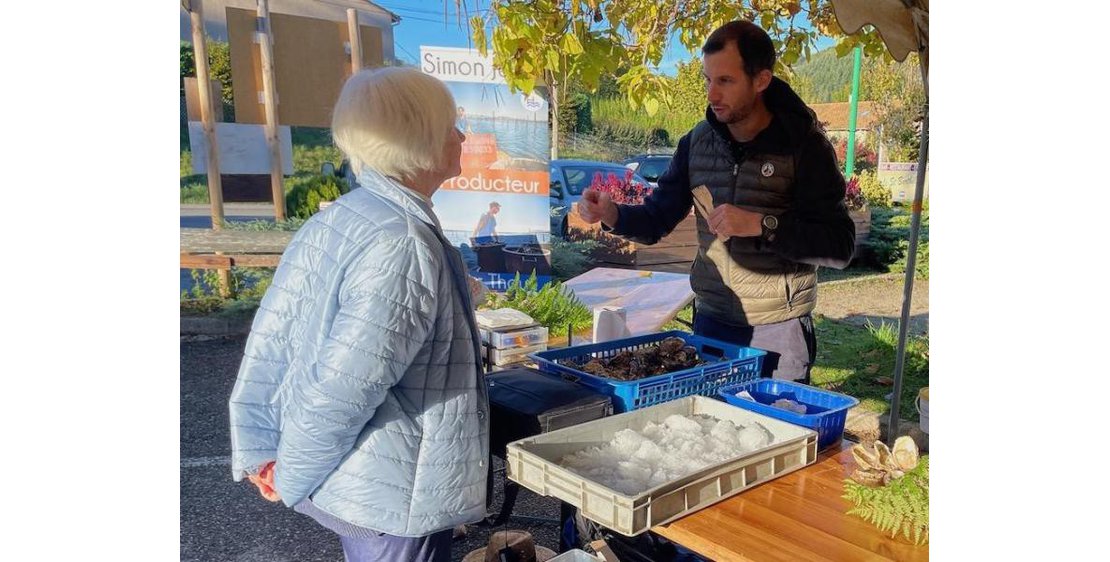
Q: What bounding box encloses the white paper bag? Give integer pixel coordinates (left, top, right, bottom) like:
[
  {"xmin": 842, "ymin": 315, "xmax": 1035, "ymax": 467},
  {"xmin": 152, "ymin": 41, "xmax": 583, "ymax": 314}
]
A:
[{"xmin": 592, "ymin": 306, "xmax": 631, "ymax": 343}]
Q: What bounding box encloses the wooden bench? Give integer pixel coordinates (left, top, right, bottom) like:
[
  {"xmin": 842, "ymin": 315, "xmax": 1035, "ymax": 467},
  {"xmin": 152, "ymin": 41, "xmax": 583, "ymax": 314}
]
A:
[
  {"xmin": 180, "ymin": 228, "xmax": 292, "ymax": 269},
  {"xmin": 181, "ymin": 228, "xmax": 293, "ymax": 296}
]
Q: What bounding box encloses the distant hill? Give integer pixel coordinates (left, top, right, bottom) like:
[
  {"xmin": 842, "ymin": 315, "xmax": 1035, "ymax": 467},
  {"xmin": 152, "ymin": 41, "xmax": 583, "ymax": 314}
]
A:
[{"xmin": 790, "ymin": 48, "xmax": 854, "ymax": 104}]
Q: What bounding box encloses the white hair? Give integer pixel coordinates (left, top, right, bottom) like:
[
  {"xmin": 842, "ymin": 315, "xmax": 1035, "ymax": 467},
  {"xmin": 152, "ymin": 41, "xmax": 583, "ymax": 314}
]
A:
[{"xmin": 332, "ymin": 67, "xmax": 457, "ymax": 181}]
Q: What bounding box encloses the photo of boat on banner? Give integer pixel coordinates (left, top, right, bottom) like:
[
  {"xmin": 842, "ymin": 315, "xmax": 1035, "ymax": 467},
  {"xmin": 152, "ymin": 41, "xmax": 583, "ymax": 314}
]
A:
[{"xmin": 422, "ymin": 46, "xmax": 553, "ymax": 290}]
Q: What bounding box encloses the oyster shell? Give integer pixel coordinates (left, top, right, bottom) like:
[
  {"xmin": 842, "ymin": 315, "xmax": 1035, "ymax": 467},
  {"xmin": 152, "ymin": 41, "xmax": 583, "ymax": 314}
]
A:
[
  {"xmin": 892, "ymin": 436, "xmax": 920, "ymax": 472},
  {"xmin": 850, "ymin": 437, "xmax": 919, "ymax": 486}
]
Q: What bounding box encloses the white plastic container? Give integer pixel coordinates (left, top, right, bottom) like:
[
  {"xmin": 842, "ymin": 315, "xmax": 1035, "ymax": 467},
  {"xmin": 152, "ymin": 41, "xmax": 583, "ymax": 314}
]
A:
[
  {"xmin": 549, "ymin": 549, "xmax": 602, "ymax": 562},
  {"xmin": 505, "ymin": 395, "xmax": 818, "ymax": 536},
  {"xmin": 916, "ymin": 387, "xmax": 929, "ymax": 434},
  {"xmin": 481, "ymin": 325, "xmax": 549, "ymax": 349}
]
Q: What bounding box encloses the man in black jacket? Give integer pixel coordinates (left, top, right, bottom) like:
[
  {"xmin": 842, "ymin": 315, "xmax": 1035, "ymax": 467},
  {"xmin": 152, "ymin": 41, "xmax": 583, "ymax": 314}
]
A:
[{"xmin": 578, "ymin": 20, "xmax": 855, "ymax": 383}]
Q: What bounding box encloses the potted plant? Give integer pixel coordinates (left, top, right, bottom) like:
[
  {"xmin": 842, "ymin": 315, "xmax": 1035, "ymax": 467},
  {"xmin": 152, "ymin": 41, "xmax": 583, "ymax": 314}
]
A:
[
  {"xmin": 845, "ymin": 175, "xmax": 871, "ymax": 259},
  {"xmin": 566, "ymin": 170, "xmax": 698, "ymax": 266}
]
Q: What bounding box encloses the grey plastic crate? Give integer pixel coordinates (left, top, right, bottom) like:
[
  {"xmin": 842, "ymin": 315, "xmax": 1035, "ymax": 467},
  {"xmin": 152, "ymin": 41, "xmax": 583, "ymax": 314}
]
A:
[
  {"xmin": 505, "ymin": 395, "xmax": 818, "ymax": 536},
  {"xmin": 549, "ymin": 550, "xmax": 602, "ymax": 562}
]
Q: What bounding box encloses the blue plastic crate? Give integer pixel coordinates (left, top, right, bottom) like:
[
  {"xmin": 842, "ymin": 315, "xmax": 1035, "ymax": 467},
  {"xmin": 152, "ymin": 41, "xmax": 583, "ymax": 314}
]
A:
[
  {"xmin": 529, "ymin": 331, "xmax": 765, "ymax": 413},
  {"xmin": 718, "ymin": 379, "xmax": 859, "ymax": 450}
]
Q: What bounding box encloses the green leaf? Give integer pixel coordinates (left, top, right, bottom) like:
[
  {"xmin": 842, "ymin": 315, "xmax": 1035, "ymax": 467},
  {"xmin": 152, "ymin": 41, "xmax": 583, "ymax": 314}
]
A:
[
  {"xmin": 560, "ymin": 32, "xmax": 585, "ymax": 55},
  {"xmin": 544, "ymin": 49, "xmax": 561, "ymax": 72},
  {"xmin": 471, "ymin": 16, "xmax": 487, "ymax": 56}
]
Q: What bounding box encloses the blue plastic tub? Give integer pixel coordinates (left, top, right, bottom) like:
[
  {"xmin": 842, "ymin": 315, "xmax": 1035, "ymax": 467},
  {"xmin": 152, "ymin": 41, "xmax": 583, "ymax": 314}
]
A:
[
  {"xmin": 718, "ymin": 379, "xmax": 859, "ymax": 450},
  {"xmin": 529, "ymin": 331, "xmax": 765, "ymax": 413}
]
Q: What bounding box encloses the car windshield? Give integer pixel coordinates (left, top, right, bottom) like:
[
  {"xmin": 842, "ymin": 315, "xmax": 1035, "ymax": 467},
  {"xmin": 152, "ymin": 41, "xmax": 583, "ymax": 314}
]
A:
[
  {"xmin": 562, "ymin": 166, "xmax": 646, "ymax": 196},
  {"xmin": 636, "ymin": 158, "xmax": 671, "ymax": 182}
]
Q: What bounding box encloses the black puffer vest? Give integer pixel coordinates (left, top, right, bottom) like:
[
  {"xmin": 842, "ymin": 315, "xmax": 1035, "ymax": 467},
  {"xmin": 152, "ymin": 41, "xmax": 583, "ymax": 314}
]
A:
[{"xmin": 688, "ymin": 85, "xmax": 820, "ymax": 326}]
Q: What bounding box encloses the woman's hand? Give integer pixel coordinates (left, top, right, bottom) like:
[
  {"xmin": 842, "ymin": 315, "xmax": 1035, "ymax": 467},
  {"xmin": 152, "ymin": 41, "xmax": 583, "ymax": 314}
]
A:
[
  {"xmin": 247, "ymin": 461, "xmax": 281, "ymax": 502},
  {"xmin": 467, "ymin": 276, "xmax": 489, "ymax": 308}
]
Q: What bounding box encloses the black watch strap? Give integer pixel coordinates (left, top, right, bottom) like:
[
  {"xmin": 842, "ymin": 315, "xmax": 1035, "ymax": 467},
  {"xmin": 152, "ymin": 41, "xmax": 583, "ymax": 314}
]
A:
[{"xmin": 760, "ymin": 214, "xmax": 778, "ymax": 243}]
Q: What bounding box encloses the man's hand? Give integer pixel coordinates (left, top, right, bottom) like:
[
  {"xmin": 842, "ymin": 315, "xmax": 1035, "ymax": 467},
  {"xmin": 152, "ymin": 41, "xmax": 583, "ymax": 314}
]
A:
[
  {"xmin": 707, "ymin": 204, "xmax": 763, "ymax": 239},
  {"xmin": 247, "ymin": 461, "xmax": 281, "ymax": 502},
  {"xmin": 577, "ymin": 189, "xmax": 620, "ymax": 227}
]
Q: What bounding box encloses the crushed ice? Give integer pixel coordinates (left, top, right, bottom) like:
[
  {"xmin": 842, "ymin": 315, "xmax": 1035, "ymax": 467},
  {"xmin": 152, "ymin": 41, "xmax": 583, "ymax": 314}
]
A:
[{"xmin": 558, "ymin": 414, "xmax": 774, "ymax": 495}]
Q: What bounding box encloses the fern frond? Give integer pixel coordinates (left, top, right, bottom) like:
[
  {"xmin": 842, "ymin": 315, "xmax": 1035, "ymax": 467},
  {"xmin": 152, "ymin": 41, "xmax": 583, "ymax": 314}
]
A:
[{"xmin": 842, "ymin": 455, "xmax": 929, "ymax": 545}]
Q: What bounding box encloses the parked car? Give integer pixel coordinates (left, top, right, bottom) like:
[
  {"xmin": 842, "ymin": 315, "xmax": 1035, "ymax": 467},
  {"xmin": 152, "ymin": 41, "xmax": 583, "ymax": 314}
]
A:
[
  {"xmin": 622, "ymin": 153, "xmax": 674, "ymax": 188},
  {"xmin": 549, "ymin": 159, "xmax": 650, "ymax": 237}
]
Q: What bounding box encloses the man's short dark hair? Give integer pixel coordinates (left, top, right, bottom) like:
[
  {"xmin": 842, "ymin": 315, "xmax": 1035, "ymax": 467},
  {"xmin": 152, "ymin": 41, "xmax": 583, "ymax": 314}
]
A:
[
  {"xmin": 702, "ymin": 20, "xmax": 776, "ymax": 78},
  {"xmin": 489, "ymin": 201, "xmax": 501, "ymax": 208}
]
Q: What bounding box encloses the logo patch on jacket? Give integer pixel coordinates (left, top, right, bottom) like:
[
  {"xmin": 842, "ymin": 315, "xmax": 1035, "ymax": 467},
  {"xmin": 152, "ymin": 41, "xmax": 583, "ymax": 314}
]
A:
[{"xmin": 761, "ymin": 162, "xmax": 775, "ymax": 177}]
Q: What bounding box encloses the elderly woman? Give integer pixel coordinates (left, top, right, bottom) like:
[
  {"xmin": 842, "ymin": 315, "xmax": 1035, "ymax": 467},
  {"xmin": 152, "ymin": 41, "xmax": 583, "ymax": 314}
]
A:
[{"xmin": 228, "ymin": 67, "xmax": 488, "ymax": 562}]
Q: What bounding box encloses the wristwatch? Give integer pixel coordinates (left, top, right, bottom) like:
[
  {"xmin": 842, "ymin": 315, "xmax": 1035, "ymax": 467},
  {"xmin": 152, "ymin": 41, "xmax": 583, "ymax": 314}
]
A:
[{"xmin": 760, "ymin": 214, "xmax": 779, "ymax": 243}]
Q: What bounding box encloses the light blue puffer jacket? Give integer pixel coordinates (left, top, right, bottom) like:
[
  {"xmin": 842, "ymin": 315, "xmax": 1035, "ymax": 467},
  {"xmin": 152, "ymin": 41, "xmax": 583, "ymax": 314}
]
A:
[{"xmin": 228, "ymin": 167, "xmax": 489, "ymax": 537}]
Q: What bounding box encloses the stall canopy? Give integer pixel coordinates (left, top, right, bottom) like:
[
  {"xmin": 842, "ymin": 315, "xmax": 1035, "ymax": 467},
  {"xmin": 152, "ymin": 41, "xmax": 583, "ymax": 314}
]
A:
[{"xmin": 828, "ymin": 0, "xmax": 930, "ymax": 442}]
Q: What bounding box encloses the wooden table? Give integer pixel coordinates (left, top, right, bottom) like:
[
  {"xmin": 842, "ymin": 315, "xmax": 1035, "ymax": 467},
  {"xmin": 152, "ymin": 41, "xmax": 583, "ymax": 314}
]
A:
[{"xmin": 651, "ymin": 442, "xmax": 929, "ymax": 562}]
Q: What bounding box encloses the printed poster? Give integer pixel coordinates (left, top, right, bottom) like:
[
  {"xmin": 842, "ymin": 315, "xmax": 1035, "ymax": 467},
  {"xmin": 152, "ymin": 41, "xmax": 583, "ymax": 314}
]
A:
[{"xmin": 421, "ymin": 45, "xmax": 552, "ymax": 291}]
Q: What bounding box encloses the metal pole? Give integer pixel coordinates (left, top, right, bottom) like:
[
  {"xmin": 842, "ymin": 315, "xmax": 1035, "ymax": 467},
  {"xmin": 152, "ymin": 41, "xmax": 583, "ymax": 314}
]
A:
[
  {"xmin": 887, "ymin": 59, "xmax": 929, "ymax": 444},
  {"xmin": 845, "ymin": 46, "xmax": 862, "ymax": 176}
]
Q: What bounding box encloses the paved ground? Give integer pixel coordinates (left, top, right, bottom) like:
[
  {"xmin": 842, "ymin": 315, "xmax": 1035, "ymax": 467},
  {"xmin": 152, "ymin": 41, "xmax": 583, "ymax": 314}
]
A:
[{"xmin": 180, "ymin": 336, "xmax": 564, "ymax": 562}]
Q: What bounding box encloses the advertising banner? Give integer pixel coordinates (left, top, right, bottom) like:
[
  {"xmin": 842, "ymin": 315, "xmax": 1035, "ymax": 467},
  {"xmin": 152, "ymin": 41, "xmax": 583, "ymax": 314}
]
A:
[{"xmin": 422, "ymin": 45, "xmax": 552, "ymax": 290}]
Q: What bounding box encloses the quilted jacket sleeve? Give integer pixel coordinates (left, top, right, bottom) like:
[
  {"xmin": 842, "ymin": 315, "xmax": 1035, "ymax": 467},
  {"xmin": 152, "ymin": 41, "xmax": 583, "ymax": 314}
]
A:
[
  {"xmin": 274, "ymin": 236, "xmax": 439, "ymax": 507},
  {"xmin": 228, "ymin": 266, "xmax": 300, "ymax": 481}
]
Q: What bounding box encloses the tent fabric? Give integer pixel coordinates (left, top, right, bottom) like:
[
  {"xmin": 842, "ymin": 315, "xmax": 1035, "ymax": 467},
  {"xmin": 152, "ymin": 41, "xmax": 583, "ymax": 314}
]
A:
[{"xmin": 829, "ymin": 0, "xmax": 929, "ymax": 70}]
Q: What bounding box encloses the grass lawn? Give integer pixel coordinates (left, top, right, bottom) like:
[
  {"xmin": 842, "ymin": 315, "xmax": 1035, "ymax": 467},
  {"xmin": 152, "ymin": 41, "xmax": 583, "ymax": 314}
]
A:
[
  {"xmin": 661, "ymin": 307, "xmax": 928, "ymax": 423},
  {"xmin": 810, "ymin": 315, "xmax": 928, "ymax": 422}
]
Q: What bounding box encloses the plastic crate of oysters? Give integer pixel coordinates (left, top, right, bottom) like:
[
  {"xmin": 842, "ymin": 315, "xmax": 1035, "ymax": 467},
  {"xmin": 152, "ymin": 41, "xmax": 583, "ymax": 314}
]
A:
[{"xmin": 530, "ymin": 331, "xmax": 766, "ymax": 413}]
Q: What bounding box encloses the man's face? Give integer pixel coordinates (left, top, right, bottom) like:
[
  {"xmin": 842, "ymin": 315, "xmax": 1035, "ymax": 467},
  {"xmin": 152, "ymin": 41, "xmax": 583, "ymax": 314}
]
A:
[
  {"xmin": 702, "ymin": 43, "xmax": 768, "ymax": 125},
  {"xmin": 490, "ymin": 205, "xmax": 500, "ymax": 215}
]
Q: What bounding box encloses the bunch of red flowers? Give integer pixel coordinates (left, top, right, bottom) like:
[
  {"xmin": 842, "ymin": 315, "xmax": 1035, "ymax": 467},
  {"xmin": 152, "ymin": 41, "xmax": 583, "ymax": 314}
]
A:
[
  {"xmin": 589, "ymin": 169, "xmax": 649, "ymax": 205},
  {"xmin": 844, "ymin": 175, "xmax": 866, "ymax": 211}
]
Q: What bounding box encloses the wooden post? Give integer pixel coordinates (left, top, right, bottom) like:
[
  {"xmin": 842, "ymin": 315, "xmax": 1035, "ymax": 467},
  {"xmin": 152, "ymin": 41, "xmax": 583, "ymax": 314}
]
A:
[
  {"xmin": 347, "ymin": 8, "xmax": 363, "ymax": 73},
  {"xmin": 257, "ymin": 0, "xmax": 286, "ymax": 221},
  {"xmin": 189, "ymin": 0, "xmax": 231, "ymax": 298},
  {"xmin": 188, "ymin": 0, "xmax": 224, "ymax": 231}
]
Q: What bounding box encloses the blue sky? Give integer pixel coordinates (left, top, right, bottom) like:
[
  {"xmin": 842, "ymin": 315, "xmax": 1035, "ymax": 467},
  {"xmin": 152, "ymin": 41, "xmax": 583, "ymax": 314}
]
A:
[{"xmin": 380, "ymin": 1, "xmax": 834, "ymax": 77}]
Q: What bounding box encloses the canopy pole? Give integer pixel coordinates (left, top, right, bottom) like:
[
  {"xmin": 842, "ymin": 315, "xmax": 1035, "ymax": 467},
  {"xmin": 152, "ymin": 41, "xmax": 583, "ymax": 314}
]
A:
[
  {"xmin": 887, "ymin": 57, "xmax": 929, "ymax": 444},
  {"xmin": 845, "ymin": 45, "xmax": 862, "ymax": 176}
]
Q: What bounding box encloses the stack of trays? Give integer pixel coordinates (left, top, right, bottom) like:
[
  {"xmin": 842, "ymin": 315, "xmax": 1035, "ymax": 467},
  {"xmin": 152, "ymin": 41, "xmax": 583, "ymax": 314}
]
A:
[{"xmin": 475, "ymin": 309, "xmax": 549, "ymax": 371}]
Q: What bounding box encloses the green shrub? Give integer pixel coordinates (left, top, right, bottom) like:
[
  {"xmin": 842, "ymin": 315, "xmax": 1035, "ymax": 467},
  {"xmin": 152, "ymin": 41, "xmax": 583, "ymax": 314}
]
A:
[
  {"xmin": 181, "ymin": 267, "xmax": 275, "ymax": 318},
  {"xmin": 285, "ymin": 174, "xmax": 347, "ymax": 219},
  {"xmin": 858, "ymin": 169, "xmax": 892, "ymax": 208},
  {"xmin": 180, "ymin": 39, "xmax": 234, "ymax": 118},
  {"xmin": 484, "ymin": 272, "xmax": 592, "ymax": 336},
  {"xmin": 558, "ymin": 92, "xmax": 593, "ymax": 137},
  {"xmin": 293, "ymin": 144, "xmax": 344, "ymax": 175},
  {"xmin": 291, "ymin": 126, "xmax": 335, "ymax": 148},
  {"xmin": 181, "ymin": 180, "xmax": 209, "ymax": 204},
  {"xmin": 181, "ymin": 150, "xmax": 194, "ymax": 178},
  {"xmin": 865, "ymin": 205, "xmax": 929, "ymax": 277},
  {"xmin": 550, "ymin": 236, "xmax": 599, "ymax": 282},
  {"xmin": 222, "ymin": 218, "xmax": 307, "ymax": 231},
  {"xmin": 590, "ymin": 95, "xmax": 695, "ymax": 146}
]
